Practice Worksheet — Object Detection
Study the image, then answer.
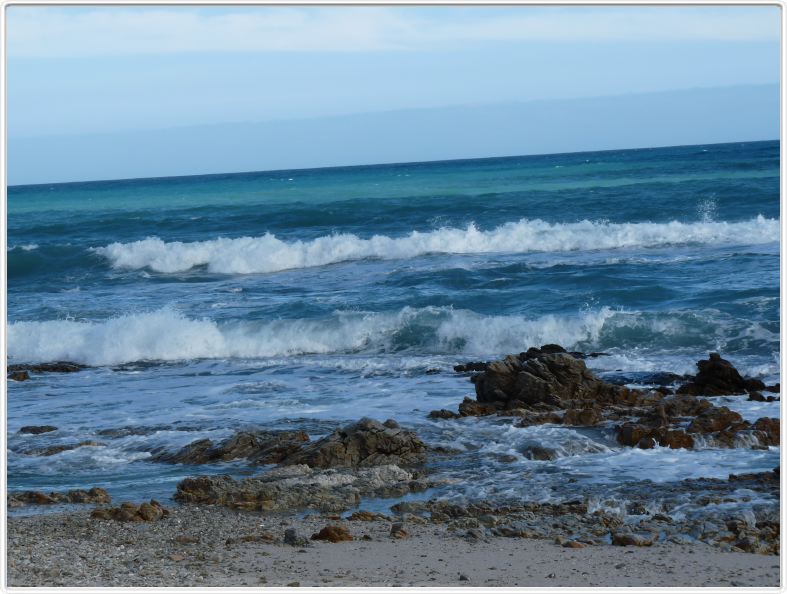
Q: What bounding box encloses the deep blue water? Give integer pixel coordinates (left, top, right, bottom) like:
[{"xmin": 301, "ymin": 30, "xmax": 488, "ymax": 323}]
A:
[{"xmin": 6, "ymin": 140, "xmax": 780, "ymax": 514}]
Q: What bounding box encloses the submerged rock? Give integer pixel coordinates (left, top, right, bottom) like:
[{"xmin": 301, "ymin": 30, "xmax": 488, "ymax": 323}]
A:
[
  {"xmin": 174, "ymin": 464, "xmax": 431, "ymax": 513},
  {"xmin": 18, "ymin": 425, "xmax": 57, "ymax": 434},
  {"xmin": 279, "ymin": 418, "xmax": 426, "ymax": 469},
  {"xmin": 8, "ymin": 371, "xmax": 30, "ymax": 382},
  {"xmin": 7, "ymin": 361, "xmax": 86, "ymax": 374},
  {"xmin": 21, "ymin": 440, "xmax": 105, "ymax": 457}
]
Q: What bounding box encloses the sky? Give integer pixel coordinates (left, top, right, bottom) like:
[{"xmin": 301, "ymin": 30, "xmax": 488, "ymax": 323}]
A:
[{"xmin": 6, "ymin": 5, "xmax": 782, "ymax": 184}]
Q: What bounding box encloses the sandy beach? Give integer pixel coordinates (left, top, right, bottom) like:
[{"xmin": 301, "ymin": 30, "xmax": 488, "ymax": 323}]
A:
[{"xmin": 7, "ymin": 505, "xmax": 781, "ymax": 588}]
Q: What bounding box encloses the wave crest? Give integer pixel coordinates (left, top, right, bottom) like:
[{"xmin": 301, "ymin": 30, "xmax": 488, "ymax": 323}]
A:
[
  {"xmin": 8, "ymin": 306, "xmax": 775, "ymax": 367},
  {"xmin": 92, "ymin": 216, "xmax": 779, "ymax": 274}
]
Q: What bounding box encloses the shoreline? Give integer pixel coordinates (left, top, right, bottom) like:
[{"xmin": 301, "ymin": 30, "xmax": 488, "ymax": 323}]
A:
[{"xmin": 6, "ymin": 506, "xmax": 781, "ymax": 587}]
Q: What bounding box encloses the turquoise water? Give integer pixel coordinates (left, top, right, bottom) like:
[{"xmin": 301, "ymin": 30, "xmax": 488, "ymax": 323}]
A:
[{"xmin": 7, "ymin": 140, "xmax": 780, "ymax": 512}]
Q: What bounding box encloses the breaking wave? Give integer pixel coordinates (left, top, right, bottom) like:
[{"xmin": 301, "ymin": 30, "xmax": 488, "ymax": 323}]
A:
[
  {"xmin": 7, "ymin": 305, "xmax": 776, "ymax": 367},
  {"xmin": 92, "ymin": 216, "xmax": 779, "ymax": 274}
]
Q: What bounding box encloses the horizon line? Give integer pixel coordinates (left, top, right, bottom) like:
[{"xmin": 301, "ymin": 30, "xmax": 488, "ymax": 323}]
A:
[{"xmin": 8, "ymin": 138, "xmax": 779, "ymax": 190}]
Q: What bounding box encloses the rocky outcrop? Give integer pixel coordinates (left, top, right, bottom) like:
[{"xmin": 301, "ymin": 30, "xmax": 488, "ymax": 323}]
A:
[
  {"xmin": 677, "ymin": 353, "xmax": 764, "ymax": 396},
  {"xmin": 18, "ymin": 425, "xmax": 57, "ymax": 434},
  {"xmin": 432, "ymin": 345, "xmax": 659, "ymax": 422},
  {"xmin": 279, "ymin": 418, "xmax": 426, "ymax": 469},
  {"xmin": 21, "ymin": 441, "xmax": 104, "ymax": 457},
  {"xmin": 91, "ymin": 500, "xmax": 168, "ymax": 522},
  {"xmin": 7, "ymin": 362, "xmax": 86, "ymax": 374},
  {"xmin": 150, "ymin": 430, "xmax": 309, "ymax": 465},
  {"xmin": 8, "ymin": 487, "xmax": 110, "ymax": 507},
  {"xmin": 174, "ymin": 464, "xmax": 432, "ymax": 513},
  {"xmin": 686, "ymin": 407, "xmax": 743, "ymax": 434},
  {"xmin": 311, "ymin": 525, "xmax": 353, "ymax": 542}
]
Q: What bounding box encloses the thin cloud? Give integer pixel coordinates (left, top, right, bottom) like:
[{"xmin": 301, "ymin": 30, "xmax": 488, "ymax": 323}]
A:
[{"xmin": 7, "ymin": 6, "xmax": 780, "ymax": 58}]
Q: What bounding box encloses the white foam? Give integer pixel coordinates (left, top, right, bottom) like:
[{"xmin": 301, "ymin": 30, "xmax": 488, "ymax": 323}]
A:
[
  {"xmin": 92, "ymin": 216, "xmax": 779, "ymax": 274},
  {"xmin": 7, "ymin": 306, "xmax": 619, "ymax": 366}
]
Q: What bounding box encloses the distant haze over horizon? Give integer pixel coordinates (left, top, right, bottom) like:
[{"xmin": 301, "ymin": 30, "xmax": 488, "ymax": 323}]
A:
[{"xmin": 8, "ymin": 84, "xmax": 779, "ymax": 186}]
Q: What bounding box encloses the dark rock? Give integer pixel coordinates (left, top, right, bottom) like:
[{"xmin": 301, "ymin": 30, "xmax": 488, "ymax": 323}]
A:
[
  {"xmin": 764, "ymin": 383, "xmax": 780, "ymax": 393},
  {"xmin": 752, "ymin": 417, "xmax": 780, "ymax": 446},
  {"xmin": 19, "ymin": 425, "xmax": 57, "ymax": 434},
  {"xmin": 7, "ymin": 488, "xmax": 107, "ymax": 507},
  {"xmin": 687, "ymin": 407, "xmax": 743, "ymax": 434},
  {"xmin": 562, "ymin": 408, "xmax": 600, "ymax": 426},
  {"xmin": 748, "ymin": 392, "xmax": 766, "ymax": 402},
  {"xmin": 427, "ymin": 409, "xmax": 460, "ymax": 420},
  {"xmin": 91, "ymin": 499, "xmax": 168, "ymax": 522},
  {"xmin": 390, "ymin": 522, "xmax": 409, "ymax": 539},
  {"xmin": 659, "ymin": 430, "xmax": 695, "ymax": 450},
  {"xmin": 454, "ymin": 362, "xmax": 489, "ymax": 373},
  {"xmin": 279, "ymin": 418, "xmax": 426, "ymax": 468},
  {"xmin": 311, "ymin": 525, "xmax": 353, "ymax": 542},
  {"xmin": 458, "ymin": 397, "xmax": 498, "ymax": 417},
  {"xmin": 523, "ymin": 446, "xmax": 558, "ymax": 461},
  {"xmin": 474, "ymin": 352, "xmax": 637, "ymax": 409},
  {"xmin": 677, "ymin": 353, "xmax": 748, "ymax": 396},
  {"xmin": 7, "ymin": 361, "xmax": 86, "ymax": 374},
  {"xmin": 150, "ymin": 430, "xmax": 310, "ymax": 465},
  {"xmin": 744, "ymin": 378, "xmax": 766, "ymax": 392},
  {"xmin": 8, "ymin": 371, "xmax": 30, "ymax": 382}
]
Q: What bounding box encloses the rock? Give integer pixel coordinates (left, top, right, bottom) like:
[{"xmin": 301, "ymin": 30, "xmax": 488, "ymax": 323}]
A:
[
  {"xmin": 311, "ymin": 525, "xmax": 353, "ymax": 543},
  {"xmin": 473, "ymin": 351, "xmax": 635, "ymax": 408},
  {"xmin": 458, "ymin": 397, "xmax": 498, "ymax": 417},
  {"xmin": 7, "ymin": 361, "xmax": 86, "ymax": 374},
  {"xmin": 454, "ymin": 362, "xmax": 489, "ymax": 373},
  {"xmin": 22, "ymin": 440, "xmax": 105, "ymax": 456},
  {"xmin": 611, "ymin": 532, "xmax": 653, "ymax": 546},
  {"xmin": 90, "ymin": 499, "xmax": 168, "ymax": 522},
  {"xmin": 687, "ymin": 407, "xmax": 743, "ymax": 434},
  {"xmin": 279, "ymin": 418, "xmax": 426, "ymax": 468},
  {"xmin": 427, "ymin": 409, "xmax": 460, "ymax": 420},
  {"xmin": 174, "ymin": 464, "xmax": 430, "ymax": 513},
  {"xmin": 459, "ymin": 574, "xmax": 470, "ymax": 581},
  {"xmin": 563, "ymin": 540, "xmax": 586, "ymax": 548},
  {"xmin": 349, "ymin": 510, "xmax": 385, "ymax": 521},
  {"xmin": 516, "ymin": 412, "xmax": 564, "ymax": 427},
  {"xmin": 283, "ymin": 528, "xmax": 308, "ymax": 547},
  {"xmin": 659, "ymin": 430, "xmax": 695, "ymax": 450},
  {"xmin": 150, "ymin": 430, "xmax": 310, "ymax": 465},
  {"xmin": 523, "ymin": 446, "xmax": 558, "ymax": 461},
  {"xmin": 390, "ymin": 522, "xmax": 409, "ymax": 539},
  {"xmin": 616, "ymin": 424, "xmax": 660, "ymax": 447},
  {"xmin": 747, "ymin": 392, "xmax": 766, "ymax": 402},
  {"xmin": 8, "ymin": 371, "xmax": 30, "ymax": 382},
  {"xmin": 18, "ymin": 425, "xmax": 57, "ymax": 434},
  {"xmin": 752, "ymin": 418, "xmax": 780, "ymax": 446},
  {"xmin": 677, "ymin": 353, "xmax": 749, "ymax": 396},
  {"xmin": 562, "ymin": 408, "xmax": 600, "ymax": 426},
  {"xmin": 764, "ymin": 383, "xmax": 780, "ymax": 393},
  {"xmin": 7, "ymin": 486, "xmax": 108, "ymax": 506},
  {"xmin": 636, "ymin": 436, "xmax": 657, "ymax": 449}
]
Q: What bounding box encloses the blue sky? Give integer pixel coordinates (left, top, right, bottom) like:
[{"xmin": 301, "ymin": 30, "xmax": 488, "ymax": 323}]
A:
[{"xmin": 6, "ymin": 5, "xmax": 781, "ymax": 184}]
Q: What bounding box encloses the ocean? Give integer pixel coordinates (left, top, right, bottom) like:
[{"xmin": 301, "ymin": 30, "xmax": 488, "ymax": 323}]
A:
[{"xmin": 7, "ymin": 139, "xmax": 780, "ymax": 517}]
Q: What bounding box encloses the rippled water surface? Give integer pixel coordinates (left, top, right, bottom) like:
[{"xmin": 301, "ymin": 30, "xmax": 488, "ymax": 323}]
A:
[{"xmin": 7, "ymin": 140, "xmax": 780, "ymax": 514}]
